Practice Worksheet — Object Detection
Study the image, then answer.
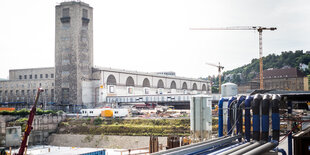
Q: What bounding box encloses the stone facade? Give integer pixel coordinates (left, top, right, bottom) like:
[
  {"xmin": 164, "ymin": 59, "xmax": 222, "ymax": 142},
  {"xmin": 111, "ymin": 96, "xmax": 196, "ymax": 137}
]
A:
[
  {"xmin": 55, "ymin": 1, "xmax": 93, "ymax": 106},
  {"xmin": 0, "ymin": 68, "xmax": 55, "ymax": 104},
  {"xmin": 0, "ymin": 1, "xmax": 210, "ymax": 111}
]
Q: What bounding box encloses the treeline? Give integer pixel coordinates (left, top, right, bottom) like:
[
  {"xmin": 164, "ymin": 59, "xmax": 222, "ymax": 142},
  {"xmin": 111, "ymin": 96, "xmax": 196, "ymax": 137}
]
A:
[{"xmin": 205, "ymin": 50, "xmax": 310, "ymax": 92}]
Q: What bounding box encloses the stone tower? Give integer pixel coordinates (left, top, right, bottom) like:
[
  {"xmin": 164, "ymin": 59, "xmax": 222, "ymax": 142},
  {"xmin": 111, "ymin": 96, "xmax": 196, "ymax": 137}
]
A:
[{"xmin": 55, "ymin": 1, "xmax": 93, "ymax": 108}]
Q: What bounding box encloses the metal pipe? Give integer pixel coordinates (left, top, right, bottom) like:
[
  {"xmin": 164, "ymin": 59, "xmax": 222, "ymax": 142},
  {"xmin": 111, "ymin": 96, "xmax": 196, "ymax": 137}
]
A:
[
  {"xmin": 288, "ymin": 100, "xmax": 292, "ymax": 155},
  {"xmin": 154, "ymin": 135, "xmax": 242, "ymax": 155},
  {"xmin": 229, "ymin": 141, "xmax": 262, "ymax": 155},
  {"xmin": 243, "ymin": 141, "xmax": 278, "ymax": 155},
  {"xmin": 152, "ymin": 136, "xmax": 229, "ymax": 155},
  {"xmin": 272, "ymin": 94, "xmax": 280, "ymax": 142},
  {"xmin": 262, "ymin": 94, "xmax": 271, "ymax": 142},
  {"xmin": 227, "ymin": 97, "xmax": 236, "ymax": 135},
  {"xmin": 236, "ymin": 96, "xmax": 245, "ymax": 142},
  {"xmin": 252, "ymin": 94, "xmax": 262, "ymax": 141},
  {"xmin": 274, "ymin": 148, "xmax": 287, "ymax": 155},
  {"xmin": 217, "ymin": 142, "xmax": 253, "ymax": 155},
  {"xmin": 218, "ymin": 98, "xmax": 229, "ymax": 137},
  {"xmin": 208, "ymin": 142, "xmax": 245, "ymax": 155},
  {"xmin": 244, "ymin": 96, "xmax": 253, "ymax": 141}
]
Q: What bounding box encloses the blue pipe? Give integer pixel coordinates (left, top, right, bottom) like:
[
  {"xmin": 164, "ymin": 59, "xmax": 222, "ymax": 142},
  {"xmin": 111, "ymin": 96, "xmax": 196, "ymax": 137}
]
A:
[
  {"xmin": 274, "ymin": 148, "xmax": 287, "ymax": 155},
  {"xmin": 236, "ymin": 96, "xmax": 246, "ymax": 135},
  {"xmin": 218, "ymin": 97, "xmax": 229, "ymax": 137},
  {"xmin": 236, "ymin": 96, "xmax": 246, "ymax": 142},
  {"xmin": 272, "ymin": 94, "xmax": 280, "ymax": 142},
  {"xmin": 252, "ymin": 94, "xmax": 262, "ymax": 141},
  {"xmin": 262, "ymin": 94, "xmax": 271, "ymax": 142},
  {"xmin": 244, "ymin": 96, "xmax": 253, "ymax": 142},
  {"xmin": 288, "ymin": 101, "xmax": 292, "ymax": 155},
  {"xmin": 227, "ymin": 97, "xmax": 236, "ymax": 135}
]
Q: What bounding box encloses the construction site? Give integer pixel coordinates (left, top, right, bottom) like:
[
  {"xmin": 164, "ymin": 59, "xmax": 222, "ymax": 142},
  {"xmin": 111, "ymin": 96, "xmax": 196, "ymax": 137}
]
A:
[{"xmin": 0, "ymin": 0, "xmax": 310, "ymax": 155}]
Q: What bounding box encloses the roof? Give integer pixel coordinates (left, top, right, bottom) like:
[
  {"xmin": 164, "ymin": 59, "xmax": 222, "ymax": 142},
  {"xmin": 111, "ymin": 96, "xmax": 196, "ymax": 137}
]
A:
[{"xmin": 262, "ymin": 68, "xmax": 305, "ymax": 79}]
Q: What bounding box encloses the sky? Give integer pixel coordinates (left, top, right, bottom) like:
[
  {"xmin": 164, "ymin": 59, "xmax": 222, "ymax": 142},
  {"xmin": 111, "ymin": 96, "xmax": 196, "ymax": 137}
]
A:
[{"xmin": 0, "ymin": 0, "xmax": 310, "ymax": 79}]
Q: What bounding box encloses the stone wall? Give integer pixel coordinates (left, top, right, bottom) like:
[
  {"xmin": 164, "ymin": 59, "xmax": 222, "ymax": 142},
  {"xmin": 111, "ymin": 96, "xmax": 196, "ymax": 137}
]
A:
[{"xmin": 48, "ymin": 134, "xmax": 168, "ymax": 149}]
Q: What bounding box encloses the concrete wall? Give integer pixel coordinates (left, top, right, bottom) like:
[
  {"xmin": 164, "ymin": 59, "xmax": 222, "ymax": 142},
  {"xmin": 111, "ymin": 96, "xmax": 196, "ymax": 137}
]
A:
[
  {"xmin": 5, "ymin": 126, "xmax": 21, "ymax": 147},
  {"xmin": 48, "ymin": 134, "xmax": 168, "ymax": 149}
]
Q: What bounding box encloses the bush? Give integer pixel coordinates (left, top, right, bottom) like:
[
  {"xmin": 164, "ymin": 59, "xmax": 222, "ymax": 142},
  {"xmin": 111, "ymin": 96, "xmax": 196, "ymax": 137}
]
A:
[{"xmin": 93, "ymin": 117, "xmax": 103, "ymax": 125}]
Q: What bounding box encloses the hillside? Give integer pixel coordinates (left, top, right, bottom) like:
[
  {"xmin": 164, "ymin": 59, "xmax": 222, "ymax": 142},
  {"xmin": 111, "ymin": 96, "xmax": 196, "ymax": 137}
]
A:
[{"xmin": 207, "ymin": 50, "xmax": 310, "ymax": 92}]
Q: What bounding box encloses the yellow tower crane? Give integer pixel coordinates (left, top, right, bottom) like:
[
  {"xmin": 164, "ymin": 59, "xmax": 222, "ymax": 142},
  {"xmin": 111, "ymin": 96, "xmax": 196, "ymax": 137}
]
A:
[
  {"xmin": 191, "ymin": 26, "xmax": 277, "ymax": 89},
  {"xmin": 206, "ymin": 62, "xmax": 224, "ymax": 93}
]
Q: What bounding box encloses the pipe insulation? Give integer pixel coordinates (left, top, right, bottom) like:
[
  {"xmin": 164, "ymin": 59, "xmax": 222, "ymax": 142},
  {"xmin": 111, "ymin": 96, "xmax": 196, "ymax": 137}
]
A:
[
  {"xmin": 236, "ymin": 96, "xmax": 245, "ymax": 142},
  {"xmin": 252, "ymin": 94, "xmax": 262, "ymax": 141},
  {"xmin": 208, "ymin": 142, "xmax": 245, "ymax": 155},
  {"xmin": 218, "ymin": 98, "xmax": 229, "ymax": 137},
  {"xmin": 229, "ymin": 141, "xmax": 262, "ymax": 155},
  {"xmin": 217, "ymin": 142, "xmax": 253, "ymax": 155},
  {"xmin": 243, "ymin": 141, "xmax": 278, "ymax": 155},
  {"xmin": 272, "ymin": 94, "xmax": 280, "ymax": 142},
  {"xmin": 244, "ymin": 96, "xmax": 253, "ymax": 142},
  {"xmin": 227, "ymin": 97, "xmax": 236, "ymax": 135},
  {"xmin": 262, "ymin": 94, "xmax": 271, "ymax": 142}
]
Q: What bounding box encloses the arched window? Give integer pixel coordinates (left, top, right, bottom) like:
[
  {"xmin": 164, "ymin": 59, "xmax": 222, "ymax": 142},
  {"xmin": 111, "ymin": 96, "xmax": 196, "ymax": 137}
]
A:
[
  {"xmin": 126, "ymin": 76, "xmax": 135, "ymax": 86},
  {"xmin": 107, "ymin": 75, "xmax": 116, "ymax": 85},
  {"xmin": 202, "ymin": 84, "xmax": 207, "ymax": 91},
  {"xmin": 170, "ymin": 81, "xmax": 176, "ymax": 89},
  {"xmin": 142, "ymin": 78, "xmax": 150, "ymax": 87},
  {"xmin": 157, "ymin": 79, "xmax": 164, "ymax": 88},
  {"xmin": 193, "ymin": 83, "xmax": 197, "ymax": 90},
  {"xmin": 182, "ymin": 82, "xmax": 187, "ymax": 89}
]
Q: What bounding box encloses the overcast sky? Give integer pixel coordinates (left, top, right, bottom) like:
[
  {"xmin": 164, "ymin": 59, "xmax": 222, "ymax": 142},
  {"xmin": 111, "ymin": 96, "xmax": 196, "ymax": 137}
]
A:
[{"xmin": 0, "ymin": 0, "xmax": 309, "ymax": 79}]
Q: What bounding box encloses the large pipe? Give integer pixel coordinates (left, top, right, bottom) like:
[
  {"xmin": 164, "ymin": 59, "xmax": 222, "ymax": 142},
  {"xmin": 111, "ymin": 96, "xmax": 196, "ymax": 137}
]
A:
[
  {"xmin": 218, "ymin": 98, "xmax": 229, "ymax": 137},
  {"xmin": 154, "ymin": 135, "xmax": 242, "ymax": 155},
  {"xmin": 262, "ymin": 94, "xmax": 271, "ymax": 142},
  {"xmin": 288, "ymin": 101, "xmax": 292, "ymax": 155},
  {"xmin": 274, "ymin": 148, "xmax": 287, "ymax": 155},
  {"xmin": 229, "ymin": 141, "xmax": 262, "ymax": 155},
  {"xmin": 272, "ymin": 94, "xmax": 280, "ymax": 142},
  {"xmin": 217, "ymin": 142, "xmax": 253, "ymax": 155},
  {"xmin": 252, "ymin": 94, "xmax": 262, "ymax": 141},
  {"xmin": 229, "ymin": 99, "xmax": 237, "ymax": 135},
  {"xmin": 227, "ymin": 97, "xmax": 236, "ymax": 135},
  {"xmin": 243, "ymin": 141, "xmax": 278, "ymax": 155},
  {"xmin": 208, "ymin": 142, "xmax": 244, "ymax": 155},
  {"xmin": 236, "ymin": 96, "xmax": 245, "ymax": 141},
  {"xmin": 244, "ymin": 96, "xmax": 253, "ymax": 142}
]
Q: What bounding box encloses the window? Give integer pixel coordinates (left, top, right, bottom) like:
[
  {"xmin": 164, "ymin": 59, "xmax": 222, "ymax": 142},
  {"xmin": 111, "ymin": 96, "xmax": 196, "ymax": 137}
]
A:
[
  {"xmin": 0, "ymin": 91, "xmax": 2, "ymax": 96},
  {"xmin": 19, "ymin": 75, "xmax": 22, "ymax": 80},
  {"xmin": 39, "ymin": 83, "xmax": 42, "ymax": 87},
  {"xmin": 109, "ymin": 86, "xmax": 115, "ymax": 93},
  {"xmin": 35, "ymin": 74, "xmax": 37, "ymax": 79},
  {"xmin": 29, "ymin": 75, "xmax": 32, "ymax": 79},
  {"xmin": 62, "ymin": 8, "xmax": 69, "ymax": 17},
  {"xmin": 46, "ymin": 74, "xmax": 48, "ymax": 78},
  {"xmin": 21, "ymin": 90, "xmax": 24, "ymax": 96},
  {"xmin": 16, "ymin": 90, "xmax": 19, "ymax": 96},
  {"xmin": 83, "ymin": 9, "xmax": 88, "ymax": 18},
  {"xmin": 51, "ymin": 74, "xmax": 54, "ymax": 78},
  {"xmin": 24, "ymin": 75, "xmax": 27, "ymax": 79},
  {"xmin": 52, "ymin": 83, "xmax": 54, "ymax": 86},
  {"xmin": 40, "ymin": 74, "xmax": 43, "ymax": 78},
  {"xmin": 127, "ymin": 87, "xmax": 133, "ymax": 94},
  {"xmin": 27, "ymin": 90, "xmax": 30, "ymax": 95}
]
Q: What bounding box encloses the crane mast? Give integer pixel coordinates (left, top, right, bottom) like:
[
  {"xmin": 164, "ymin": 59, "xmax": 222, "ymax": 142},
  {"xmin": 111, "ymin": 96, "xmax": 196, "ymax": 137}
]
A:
[
  {"xmin": 191, "ymin": 26, "xmax": 276, "ymax": 89},
  {"xmin": 206, "ymin": 62, "xmax": 224, "ymax": 93}
]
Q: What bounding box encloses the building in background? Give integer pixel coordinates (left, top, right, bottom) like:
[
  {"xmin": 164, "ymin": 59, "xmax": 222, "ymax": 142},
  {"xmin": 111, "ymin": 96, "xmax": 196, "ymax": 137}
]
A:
[
  {"xmin": 0, "ymin": 1, "xmax": 210, "ymax": 111},
  {"xmin": 239, "ymin": 67, "xmax": 309, "ymax": 93}
]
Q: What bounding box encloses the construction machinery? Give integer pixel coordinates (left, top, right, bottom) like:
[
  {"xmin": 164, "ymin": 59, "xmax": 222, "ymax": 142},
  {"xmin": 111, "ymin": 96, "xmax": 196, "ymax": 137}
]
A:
[
  {"xmin": 17, "ymin": 88, "xmax": 43, "ymax": 155},
  {"xmin": 191, "ymin": 26, "xmax": 277, "ymax": 89},
  {"xmin": 205, "ymin": 62, "xmax": 224, "ymax": 93}
]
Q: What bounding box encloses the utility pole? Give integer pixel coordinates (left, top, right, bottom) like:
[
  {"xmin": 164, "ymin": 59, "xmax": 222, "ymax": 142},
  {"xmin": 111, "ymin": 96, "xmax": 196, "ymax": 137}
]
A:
[{"xmin": 191, "ymin": 26, "xmax": 276, "ymax": 89}]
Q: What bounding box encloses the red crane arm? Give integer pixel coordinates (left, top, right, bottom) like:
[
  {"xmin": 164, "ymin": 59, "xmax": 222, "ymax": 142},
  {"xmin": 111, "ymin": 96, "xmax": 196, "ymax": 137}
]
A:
[{"xmin": 17, "ymin": 88, "xmax": 43, "ymax": 155}]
